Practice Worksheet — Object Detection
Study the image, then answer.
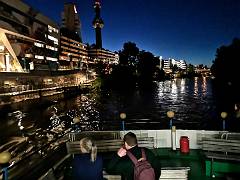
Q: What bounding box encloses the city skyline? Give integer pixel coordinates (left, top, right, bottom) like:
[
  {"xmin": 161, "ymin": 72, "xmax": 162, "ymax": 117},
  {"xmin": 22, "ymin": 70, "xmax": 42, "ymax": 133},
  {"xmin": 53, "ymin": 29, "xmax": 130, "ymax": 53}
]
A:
[{"xmin": 23, "ymin": 0, "xmax": 240, "ymax": 66}]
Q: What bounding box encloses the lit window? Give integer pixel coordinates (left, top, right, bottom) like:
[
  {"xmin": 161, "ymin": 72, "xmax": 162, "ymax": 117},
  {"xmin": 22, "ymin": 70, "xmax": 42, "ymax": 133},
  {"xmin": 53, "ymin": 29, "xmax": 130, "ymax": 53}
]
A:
[
  {"xmin": 46, "ymin": 57, "xmax": 58, "ymax": 61},
  {"xmin": 48, "ymin": 35, "xmax": 58, "ymax": 42},
  {"xmin": 25, "ymin": 54, "xmax": 33, "ymax": 58},
  {"xmin": 34, "ymin": 42, "xmax": 44, "ymax": 48},
  {"xmin": 48, "ymin": 25, "xmax": 59, "ymax": 33},
  {"xmin": 46, "ymin": 45, "xmax": 58, "ymax": 51},
  {"xmin": 35, "ymin": 55, "xmax": 44, "ymax": 59},
  {"xmin": 74, "ymin": 5, "xmax": 78, "ymax": 13}
]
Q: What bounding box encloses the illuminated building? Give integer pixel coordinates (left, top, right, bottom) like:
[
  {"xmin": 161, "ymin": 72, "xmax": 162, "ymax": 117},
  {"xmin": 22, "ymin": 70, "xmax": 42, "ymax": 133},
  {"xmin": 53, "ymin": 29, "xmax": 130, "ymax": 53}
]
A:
[
  {"xmin": 0, "ymin": 0, "xmax": 59, "ymax": 72},
  {"xmin": 179, "ymin": 60, "xmax": 187, "ymax": 70},
  {"xmin": 59, "ymin": 35, "xmax": 88, "ymax": 70},
  {"xmin": 88, "ymin": 48, "xmax": 119, "ymax": 65},
  {"xmin": 60, "ymin": 3, "xmax": 88, "ymax": 70},
  {"xmin": 162, "ymin": 58, "xmax": 187, "ymax": 73}
]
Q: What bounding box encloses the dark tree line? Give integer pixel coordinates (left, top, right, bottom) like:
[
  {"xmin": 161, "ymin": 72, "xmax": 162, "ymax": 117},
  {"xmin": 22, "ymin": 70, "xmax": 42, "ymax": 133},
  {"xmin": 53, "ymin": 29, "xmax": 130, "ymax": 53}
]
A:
[
  {"xmin": 211, "ymin": 38, "xmax": 240, "ymax": 111},
  {"xmin": 211, "ymin": 38, "xmax": 240, "ymax": 87},
  {"xmin": 107, "ymin": 42, "xmax": 165, "ymax": 90}
]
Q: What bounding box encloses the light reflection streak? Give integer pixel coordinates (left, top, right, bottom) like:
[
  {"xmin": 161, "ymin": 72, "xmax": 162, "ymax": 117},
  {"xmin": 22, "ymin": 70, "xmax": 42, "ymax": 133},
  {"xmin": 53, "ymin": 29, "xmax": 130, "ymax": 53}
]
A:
[
  {"xmin": 180, "ymin": 79, "xmax": 185, "ymax": 93},
  {"xmin": 171, "ymin": 79, "xmax": 178, "ymax": 102},
  {"xmin": 158, "ymin": 82, "xmax": 164, "ymax": 98},
  {"xmin": 194, "ymin": 77, "xmax": 198, "ymax": 96},
  {"xmin": 202, "ymin": 77, "xmax": 207, "ymax": 96}
]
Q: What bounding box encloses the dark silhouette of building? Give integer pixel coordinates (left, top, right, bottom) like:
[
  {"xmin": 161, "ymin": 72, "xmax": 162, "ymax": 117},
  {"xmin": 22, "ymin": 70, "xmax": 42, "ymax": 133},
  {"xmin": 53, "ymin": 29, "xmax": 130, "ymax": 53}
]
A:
[
  {"xmin": 92, "ymin": 0, "xmax": 104, "ymax": 49},
  {"xmin": 61, "ymin": 3, "xmax": 82, "ymax": 42}
]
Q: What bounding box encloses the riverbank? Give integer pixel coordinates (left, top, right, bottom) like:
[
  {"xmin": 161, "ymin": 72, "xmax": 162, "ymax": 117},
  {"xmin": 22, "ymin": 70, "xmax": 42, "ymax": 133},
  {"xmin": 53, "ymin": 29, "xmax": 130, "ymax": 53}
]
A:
[{"xmin": 0, "ymin": 71, "xmax": 96, "ymax": 106}]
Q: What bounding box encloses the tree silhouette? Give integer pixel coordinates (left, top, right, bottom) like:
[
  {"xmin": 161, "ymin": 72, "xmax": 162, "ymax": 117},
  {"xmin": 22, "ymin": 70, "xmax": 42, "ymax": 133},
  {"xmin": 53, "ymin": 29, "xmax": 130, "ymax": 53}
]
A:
[
  {"xmin": 108, "ymin": 42, "xmax": 139, "ymax": 90},
  {"xmin": 137, "ymin": 51, "xmax": 156, "ymax": 86},
  {"xmin": 211, "ymin": 38, "xmax": 240, "ymax": 107},
  {"xmin": 105, "ymin": 41, "xmax": 166, "ymax": 90},
  {"xmin": 119, "ymin": 42, "xmax": 139, "ymax": 66}
]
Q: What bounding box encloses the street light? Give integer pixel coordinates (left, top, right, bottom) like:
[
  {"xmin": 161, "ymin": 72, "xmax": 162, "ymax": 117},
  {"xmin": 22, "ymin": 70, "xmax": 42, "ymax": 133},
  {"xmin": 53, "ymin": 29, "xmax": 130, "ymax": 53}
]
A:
[
  {"xmin": 167, "ymin": 111, "xmax": 175, "ymax": 129},
  {"xmin": 221, "ymin": 112, "xmax": 227, "ymax": 130},
  {"xmin": 0, "ymin": 151, "xmax": 11, "ymax": 180},
  {"xmin": 120, "ymin": 113, "xmax": 126, "ymax": 131}
]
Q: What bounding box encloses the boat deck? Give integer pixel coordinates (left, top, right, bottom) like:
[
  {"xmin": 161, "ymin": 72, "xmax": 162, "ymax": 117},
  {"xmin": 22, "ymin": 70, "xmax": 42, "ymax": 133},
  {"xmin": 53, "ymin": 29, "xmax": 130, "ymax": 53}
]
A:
[
  {"xmin": 102, "ymin": 148, "xmax": 239, "ymax": 180},
  {"xmin": 3, "ymin": 147, "xmax": 240, "ymax": 180},
  {"xmin": 2, "ymin": 130, "xmax": 240, "ymax": 180},
  {"xmin": 155, "ymin": 148, "xmax": 209, "ymax": 180},
  {"xmin": 155, "ymin": 148, "xmax": 240, "ymax": 180}
]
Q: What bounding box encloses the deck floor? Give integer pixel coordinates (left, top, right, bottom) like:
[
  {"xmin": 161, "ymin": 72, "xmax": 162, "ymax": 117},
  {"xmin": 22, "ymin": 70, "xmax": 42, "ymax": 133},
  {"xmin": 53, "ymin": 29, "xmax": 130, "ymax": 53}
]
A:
[
  {"xmin": 103, "ymin": 148, "xmax": 237, "ymax": 180},
  {"xmin": 154, "ymin": 148, "xmax": 240, "ymax": 180}
]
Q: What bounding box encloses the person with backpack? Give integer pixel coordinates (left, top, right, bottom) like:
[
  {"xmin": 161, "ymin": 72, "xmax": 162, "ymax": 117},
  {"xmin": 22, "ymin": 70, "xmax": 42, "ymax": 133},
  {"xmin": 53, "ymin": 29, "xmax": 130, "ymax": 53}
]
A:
[{"xmin": 106, "ymin": 132, "xmax": 161, "ymax": 180}]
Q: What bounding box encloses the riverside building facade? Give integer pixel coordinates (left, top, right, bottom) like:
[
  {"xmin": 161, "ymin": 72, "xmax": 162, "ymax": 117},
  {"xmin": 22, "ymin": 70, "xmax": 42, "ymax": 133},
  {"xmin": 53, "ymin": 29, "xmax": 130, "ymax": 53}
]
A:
[
  {"xmin": 59, "ymin": 35, "xmax": 88, "ymax": 70},
  {"xmin": 88, "ymin": 47, "xmax": 119, "ymax": 64},
  {"xmin": 162, "ymin": 58, "xmax": 187, "ymax": 73},
  {"xmin": 0, "ymin": 0, "xmax": 59, "ymax": 72},
  {"xmin": 0, "ymin": 0, "xmax": 118, "ymax": 73}
]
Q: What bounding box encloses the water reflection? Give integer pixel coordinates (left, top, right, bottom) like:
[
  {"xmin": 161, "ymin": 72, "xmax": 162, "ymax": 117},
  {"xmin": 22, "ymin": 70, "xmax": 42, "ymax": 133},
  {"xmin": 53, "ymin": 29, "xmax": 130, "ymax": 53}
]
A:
[
  {"xmin": 171, "ymin": 79, "xmax": 178, "ymax": 102},
  {"xmin": 0, "ymin": 94, "xmax": 101, "ymax": 164},
  {"xmin": 202, "ymin": 77, "xmax": 207, "ymax": 96},
  {"xmin": 180, "ymin": 79, "xmax": 185, "ymax": 93},
  {"xmin": 1, "ymin": 77, "xmax": 239, "ymax": 163},
  {"xmin": 194, "ymin": 77, "xmax": 198, "ymax": 96}
]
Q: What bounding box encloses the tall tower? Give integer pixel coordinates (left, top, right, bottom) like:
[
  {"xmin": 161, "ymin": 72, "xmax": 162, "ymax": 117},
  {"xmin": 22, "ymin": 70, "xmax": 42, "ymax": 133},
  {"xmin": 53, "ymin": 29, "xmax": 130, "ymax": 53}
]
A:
[
  {"xmin": 93, "ymin": 0, "xmax": 104, "ymax": 49},
  {"xmin": 62, "ymin": 3, "xmax": 82, "ymax": 42}
]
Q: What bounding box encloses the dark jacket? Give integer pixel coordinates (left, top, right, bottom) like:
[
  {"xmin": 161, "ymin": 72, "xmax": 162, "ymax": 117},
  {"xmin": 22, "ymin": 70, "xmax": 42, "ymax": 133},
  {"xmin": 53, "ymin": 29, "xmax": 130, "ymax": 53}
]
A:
[
  {"xmin": 72, "ymin": 153, "xmax": 103, "ymax": 180},
  {"xmin": 106, "ymin": 146, "xmax": 161, "ymax": 180}
]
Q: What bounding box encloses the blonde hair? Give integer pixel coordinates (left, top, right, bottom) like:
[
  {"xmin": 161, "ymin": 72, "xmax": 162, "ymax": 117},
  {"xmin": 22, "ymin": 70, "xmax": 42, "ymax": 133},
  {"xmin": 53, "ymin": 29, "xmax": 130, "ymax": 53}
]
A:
[{"xmin": 80, "ymin": 137, "xmax": 97, "ymax": 162}]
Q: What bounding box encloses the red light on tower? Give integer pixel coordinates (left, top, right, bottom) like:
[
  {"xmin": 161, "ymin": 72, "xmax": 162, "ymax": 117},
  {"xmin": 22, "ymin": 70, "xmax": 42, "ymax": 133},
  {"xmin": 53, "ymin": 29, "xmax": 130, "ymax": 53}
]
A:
[{"xmin": 95, "ymin": 0, "xmax": 101, "ymax": 4}]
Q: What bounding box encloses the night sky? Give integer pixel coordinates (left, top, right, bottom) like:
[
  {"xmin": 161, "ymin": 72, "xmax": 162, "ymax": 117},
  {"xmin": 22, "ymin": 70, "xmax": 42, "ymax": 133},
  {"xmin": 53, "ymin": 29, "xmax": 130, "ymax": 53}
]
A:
[{"xmin": 23, "ymin": 0, "xmax": 240, "ymax": 66}]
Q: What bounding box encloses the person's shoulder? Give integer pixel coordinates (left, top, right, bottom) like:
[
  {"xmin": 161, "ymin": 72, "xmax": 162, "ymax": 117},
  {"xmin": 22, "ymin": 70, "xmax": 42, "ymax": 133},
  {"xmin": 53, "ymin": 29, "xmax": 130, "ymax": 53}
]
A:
[{"xmin": 141, "ymin": 147, "xmax": 155, "ymax": 156}]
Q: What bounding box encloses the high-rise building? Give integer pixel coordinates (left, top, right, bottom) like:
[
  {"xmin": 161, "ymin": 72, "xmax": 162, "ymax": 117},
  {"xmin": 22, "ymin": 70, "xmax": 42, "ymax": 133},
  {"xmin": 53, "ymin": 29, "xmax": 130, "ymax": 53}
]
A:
[
  {"xmin": 61, "ymin": 3, "xmax": 82, "ymax": 42},
  {"xmin": 92, "ymin": 0, "xmax": 104, "ymax": 49}
]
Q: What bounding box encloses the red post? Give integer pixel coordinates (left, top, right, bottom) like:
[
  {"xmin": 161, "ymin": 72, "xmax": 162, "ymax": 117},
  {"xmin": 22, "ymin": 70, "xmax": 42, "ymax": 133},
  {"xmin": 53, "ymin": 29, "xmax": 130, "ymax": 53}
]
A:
[{"xmin": 180, "ymin": 136, "xmax": 189, "ymax": 153}]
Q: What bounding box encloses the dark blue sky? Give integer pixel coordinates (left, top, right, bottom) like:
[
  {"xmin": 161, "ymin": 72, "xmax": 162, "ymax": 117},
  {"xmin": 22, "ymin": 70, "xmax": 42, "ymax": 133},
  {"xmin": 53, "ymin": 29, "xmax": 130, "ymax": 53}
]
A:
[{"xmin": 23, "ymin": 0, "xmax": 240, "ymax": 66}]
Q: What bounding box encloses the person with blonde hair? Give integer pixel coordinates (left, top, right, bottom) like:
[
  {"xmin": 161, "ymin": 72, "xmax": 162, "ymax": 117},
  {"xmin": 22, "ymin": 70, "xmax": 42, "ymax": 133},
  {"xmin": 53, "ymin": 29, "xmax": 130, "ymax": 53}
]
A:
[{"xmin": 72, "ymin": 137, "xmax": 103, "ymax": 180}]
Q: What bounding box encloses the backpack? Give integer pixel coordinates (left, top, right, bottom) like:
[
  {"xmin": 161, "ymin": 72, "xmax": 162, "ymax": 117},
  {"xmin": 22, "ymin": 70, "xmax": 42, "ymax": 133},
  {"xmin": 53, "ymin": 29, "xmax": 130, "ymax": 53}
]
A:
[{"xmin": 127, "ymin": 148, "xmax": 155, "ymax": 180}]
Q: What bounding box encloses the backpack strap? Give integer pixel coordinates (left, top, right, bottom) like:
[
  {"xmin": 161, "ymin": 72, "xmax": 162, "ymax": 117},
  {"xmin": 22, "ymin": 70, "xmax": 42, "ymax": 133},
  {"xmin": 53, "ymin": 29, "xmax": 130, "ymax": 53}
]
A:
[
  {"xmin": 141, "ymin": 148, "xmax": 146, "ymax": 160},
  {"xmin": 126, "ymin": 151, "xmax": 138, "ymax": 165}
]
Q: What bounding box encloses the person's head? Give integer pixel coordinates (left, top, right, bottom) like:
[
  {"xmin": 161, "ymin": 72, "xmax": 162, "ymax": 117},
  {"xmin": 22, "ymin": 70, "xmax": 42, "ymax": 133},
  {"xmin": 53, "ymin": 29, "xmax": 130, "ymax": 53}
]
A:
[
  {"xmin": 123, "ymin": 132, "xmax": 138, "ymax": 150},
  {"xmin": 80, "ymin": 137, "xmax": 97, "ymax": 162}
]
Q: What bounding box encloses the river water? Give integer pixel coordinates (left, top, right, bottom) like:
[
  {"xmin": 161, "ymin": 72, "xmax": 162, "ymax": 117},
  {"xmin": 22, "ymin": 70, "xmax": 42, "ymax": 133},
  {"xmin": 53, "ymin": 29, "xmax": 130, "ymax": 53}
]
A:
[
  {"xmin": 1, "ymin": 77, "xmax": 240, "ymax": 165},
  {"xmin": 1, "ymin": 76, "xmax": 235, "ymax": 139},
  {"xmin": 99, "ymin": 77, "xmax": 220, "ymax": 130}
]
